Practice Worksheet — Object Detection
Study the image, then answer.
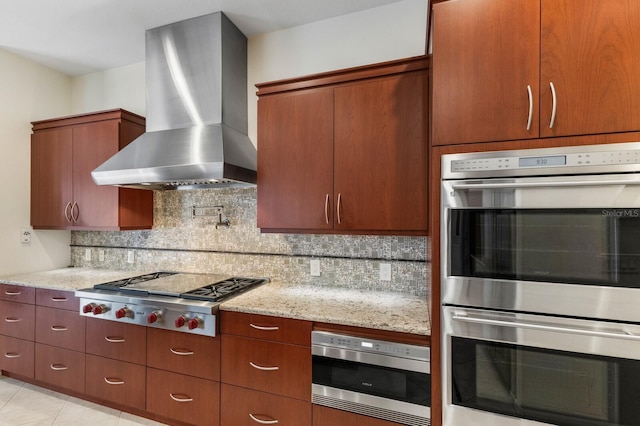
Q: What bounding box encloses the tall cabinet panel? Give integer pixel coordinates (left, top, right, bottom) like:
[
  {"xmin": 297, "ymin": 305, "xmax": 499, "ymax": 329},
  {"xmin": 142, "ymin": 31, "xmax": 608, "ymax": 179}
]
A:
[{"xmin": 30, "ymin": 109, "xmax": 153, "ymax": 230}]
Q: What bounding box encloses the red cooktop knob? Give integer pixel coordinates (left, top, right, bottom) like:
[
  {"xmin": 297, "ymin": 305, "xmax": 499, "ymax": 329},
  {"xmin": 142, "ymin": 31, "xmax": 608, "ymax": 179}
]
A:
[
  {"xmin": 188, "ymin": 317, "xmax": 202, "ymax": 330},
  {"xmin": 175, "ymin": 316, "xmax": 186, "ymax": 328},
  {"xmin": 93, "ymin": 304, "xmax": 109, "ymax": 315},
  {"xmin": 82, "ymin": 303, "xmax": 96, "ymax": 313},
  {"xmin": 148, "ymin": 311, "xmax": 161, "ymax": 324},
  {"xmin": 115, "ymin": 308, "xmax": 127, "ymax": 319}
]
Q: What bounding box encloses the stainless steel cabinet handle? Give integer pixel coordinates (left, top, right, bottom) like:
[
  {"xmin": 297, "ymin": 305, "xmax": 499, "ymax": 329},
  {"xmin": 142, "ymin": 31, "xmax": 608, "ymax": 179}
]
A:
[
  {"xmin": 4, "ymin": 317, "xmax": 21, "ymax": 323},
  {"xmin": 104, "ymin": 377, "xmax": 125, "ymax": 385},
  {"xmin": 451, "ymin": 179, "xmax": 640, "ymax": 191},
  {"xmin": 249, "ymin": 361, "xmax": 279, "ymax": 371},
  {"xmin": 71, "ymin": 202, "xmax": 79, "ymax": 223},
  {"xmin": 336, "ymin": 193, "xmax": 342, "ymax": 225},
  {"xmin": 50, "ymin": 364, "xmax": 68, "ymax": 371},
  {"xmin": 51, "ymin": 325, "xmax": 68, "ymax": 331},
  {"xmin": 249, "ymin": 414, "xmax": 279, "ymax": 424},
  {"xmin": 4, "ymin": 290, "xmax": 21, "ymax": 296},
  {"xmin": 249, "ymin": 323, "xmax": 279, "ymax": 331},
  {"xmin": 51, "ymin": 297, "xmax": 68, "ymax": 302},
  {"xmin": 64, "ymin": 202, "xmax": 72, "ymax": 223},
  {"xmin": 549, "ymin": 81, "xmax": 557, "ymax": 128},
  {"xmin": 4, "ymin": 352, "xmax": 20, "ymax": 358},
  {"xmin": 170, "ymin": 393, "xmax": 194, "ymax": 403},
  {"xmin": 104, "ymin": 336, "xmax": 125, "ymax": 343},
  {"xmin": 170, "ymin": 348, "xmax": 195, "ymax": 356},
  {"xmin": 452, "ymin": 314, "xmax": 640, "ymax": 341},
  {"xmin": 526, "ymin": 85, "xmax": 533, "ymax": 131},
  {"xmin": 324, "ymin": 194, "xmax": 330, "ymax": 224}
]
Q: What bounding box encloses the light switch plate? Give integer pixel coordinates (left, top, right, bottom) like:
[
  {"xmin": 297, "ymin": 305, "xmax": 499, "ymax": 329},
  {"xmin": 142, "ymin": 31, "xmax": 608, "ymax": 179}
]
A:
[
  {"xmin": 379, "ymin": 263, "xmax": 392, "ymax": 281},
  {"xmin": 310, "ymin": 259, "xmax": 321, "ymax": 276}
]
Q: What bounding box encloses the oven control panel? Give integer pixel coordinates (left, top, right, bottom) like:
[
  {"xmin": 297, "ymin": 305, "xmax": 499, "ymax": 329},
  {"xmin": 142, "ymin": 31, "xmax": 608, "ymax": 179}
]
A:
[{"xmin": 311, "ymin": 331, "xmax": 429, "ymax": 361}]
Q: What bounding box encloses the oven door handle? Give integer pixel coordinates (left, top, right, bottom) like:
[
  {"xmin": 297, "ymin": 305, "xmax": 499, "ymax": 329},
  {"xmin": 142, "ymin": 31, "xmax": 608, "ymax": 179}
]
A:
[
  {"xmin": 451, "ymin": 179, "xmax": 640, "ymax": 190},
  {"xmin": 453, "ymin": 314, "xmax": 640, "ymax": 341}
]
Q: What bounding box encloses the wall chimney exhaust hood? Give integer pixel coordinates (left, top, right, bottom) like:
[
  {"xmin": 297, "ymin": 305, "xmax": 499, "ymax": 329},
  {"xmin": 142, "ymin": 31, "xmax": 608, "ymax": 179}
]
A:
[{"xmin": 92, "ymin": 12, "xmax": 256, "ymax": 190}]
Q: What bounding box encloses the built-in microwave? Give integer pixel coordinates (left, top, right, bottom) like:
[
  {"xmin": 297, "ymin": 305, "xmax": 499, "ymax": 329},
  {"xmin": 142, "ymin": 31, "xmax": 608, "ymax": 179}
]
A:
[{"xmin": 311, "ymin": 331, "xmax": 431, "ymax": 426}]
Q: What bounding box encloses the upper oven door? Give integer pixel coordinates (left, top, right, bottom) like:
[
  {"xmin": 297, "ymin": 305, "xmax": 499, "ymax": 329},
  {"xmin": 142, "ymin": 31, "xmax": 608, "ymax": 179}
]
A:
[{"xmin": 441, "ymin": 174, "xmax": 640, "ymax": 321}]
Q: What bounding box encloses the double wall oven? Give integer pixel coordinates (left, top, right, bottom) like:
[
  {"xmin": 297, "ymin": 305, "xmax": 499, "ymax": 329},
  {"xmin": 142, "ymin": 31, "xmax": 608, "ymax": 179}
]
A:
[{"xmin": 441, "ymin": 143, "xmax": 640, "ymax": 426}]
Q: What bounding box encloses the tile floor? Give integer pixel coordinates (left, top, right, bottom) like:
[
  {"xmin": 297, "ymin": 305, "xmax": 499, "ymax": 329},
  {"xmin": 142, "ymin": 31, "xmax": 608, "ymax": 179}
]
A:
[{"xmin": 0, "ymin": 376, "xmax": 166, "ymax": 425}]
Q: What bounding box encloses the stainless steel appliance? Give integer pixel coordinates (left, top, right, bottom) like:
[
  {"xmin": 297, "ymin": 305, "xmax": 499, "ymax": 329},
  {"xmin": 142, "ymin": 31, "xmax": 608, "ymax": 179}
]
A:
[
  {"xmin": 441, "ymin": 142, "xmax": 640, "ymax": 426},
  {"xmin": 75, "ymin": 272, "xmax": 267, "ymax": 337},
  {"xmin": 312, "ymin": 331, "xmax": 431, "ymax": 426}
]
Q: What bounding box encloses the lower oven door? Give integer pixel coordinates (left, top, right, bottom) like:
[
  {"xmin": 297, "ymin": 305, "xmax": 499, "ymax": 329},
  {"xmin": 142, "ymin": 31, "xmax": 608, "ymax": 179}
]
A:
[{"xmin": 443, "ymin": 306, "xmax": 640, "ymax": 426}]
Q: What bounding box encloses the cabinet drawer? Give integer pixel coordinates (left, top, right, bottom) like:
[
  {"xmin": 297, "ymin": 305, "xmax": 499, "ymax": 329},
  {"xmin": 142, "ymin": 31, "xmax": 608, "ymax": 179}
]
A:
[
  {"xmin": 147, "ymin": 328, "xmax": 219, "ymax": 381},
  {"xmin": 36, "ymin": 289, "xmax": 79, "ymax": 311},
  {"xmin": 0, "ymin": 335, "xmax": 34, "ymax": 378},
  {"xmin": 221, "ymin": 383, "xmax": 311, "ymax": 426},
  {"xmin": 146, "ymin": 368, "xmax": 220, "ymax": 426},
  {"xmin": 221, "ymin": 334, "xmax": 311, "ymax": 401},
  {"xmin": 85, "ymin": 318, "xmax": 146, "ymax": 364},
  {"xmin": 35, "ymin": 306, "xmax": 85, "ymax": 351},
  {"xmin": 35, "ymin": 343, "xmax": 85, "ymax": 394},
  {"xmin": 0, "ymin": 284, "xmax": 35, "ymax": 303},
  {"xmin": 85, "ymin": 354, "xmax": 145, "ymax": 410},
  {"xmin": 221, "ymin": 311, "xmax": 312, "ymax": 346},
  {"xmin": 0, "ymin": 301, "xmax": 35, "ymax": 340}
]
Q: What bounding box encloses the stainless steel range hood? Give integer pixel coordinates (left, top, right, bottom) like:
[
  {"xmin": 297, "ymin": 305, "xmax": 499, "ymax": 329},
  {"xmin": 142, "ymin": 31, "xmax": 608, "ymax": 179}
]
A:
[{"xmin": 92, "ymin": 12, "xmax": 256, "ymax": 190}]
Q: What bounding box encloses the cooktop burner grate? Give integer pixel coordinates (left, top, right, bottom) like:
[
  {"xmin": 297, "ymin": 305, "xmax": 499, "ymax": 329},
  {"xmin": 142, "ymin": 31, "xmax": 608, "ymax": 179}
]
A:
[
  {"xmin": 180, "ymin": 277, "xmax": 268, "ymax": 302},
  {"xmin": 94, "ymin": 271, "xmax": 177, "ymax": 291}
]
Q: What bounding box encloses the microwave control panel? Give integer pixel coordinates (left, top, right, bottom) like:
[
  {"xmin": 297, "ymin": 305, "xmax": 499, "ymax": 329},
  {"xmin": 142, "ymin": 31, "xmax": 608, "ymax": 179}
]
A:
[{"xmin": 311, "ymin": 331, "xmax": 429, "ymax": 361}]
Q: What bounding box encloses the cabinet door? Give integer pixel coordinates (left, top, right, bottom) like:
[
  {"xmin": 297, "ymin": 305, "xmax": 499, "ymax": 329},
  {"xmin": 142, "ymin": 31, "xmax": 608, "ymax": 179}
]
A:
[
  {"xmin": 0, "ymin": 335, "xmax": 34, "ymax": 378},
  {"xmin": 257, "ymin": 88, "xmax": 334, "ymax": 230},
  {"xmin": 334, "ymin": 72, "xmax": 428, "ymax": 232},
  {"xmin": 540, "ymin": 0, "xmax": 640, "ymax": 137},
  {"xmin": 85, "ymin": 354, "xmax": 146, "ymax": 410},
  {"xmin": 34, "ymin": 343, "xmax": 85, "ymax": 394},
  {"xmin": 31, "ymin": 127, "xmax": 73, "ymax": 228},
  {"xmin": 72, "ymin": 121, "xmax": 120, "ymax": 228},
  {"xmin": 432, "ymin": 0, "xmax": 540, "ymax": 145},
  {"xmin": 0, "ymin": 301, "xmax": 35, "ymax": 340},
  {"xmin": 85, "ymin": 318, "xmax": 146, "ymax": 365},
  {"xmin": 35, "ymin": 306, "xmax": 85, "ymax": 352}
]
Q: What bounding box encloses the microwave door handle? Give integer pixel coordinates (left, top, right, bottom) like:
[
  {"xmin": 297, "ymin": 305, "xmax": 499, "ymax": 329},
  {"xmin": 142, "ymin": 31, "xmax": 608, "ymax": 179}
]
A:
[
  {"xmin": 452, "ymin": 314, "xmax": 640, "ymax": 341},
  {"xmin": 451, "ymin": 179, "xmax": 640, "ymax": 191}
]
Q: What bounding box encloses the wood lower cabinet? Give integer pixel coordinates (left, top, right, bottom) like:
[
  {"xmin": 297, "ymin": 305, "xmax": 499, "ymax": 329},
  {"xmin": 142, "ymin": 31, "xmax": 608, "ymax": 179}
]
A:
[
  {"xmin": 221, "ymin": 383, "xmax": 311, "ymax": 426},
  {"xmin": 35, "ymin": 288, "xmax": 79, "ymax": 311},
  {"xmin": 31, "ymin": 109, "xmax": 153, "ymax": 230},
  {"xmin": 146, "ymin": 367, "xmax": 220, "ymax": 426},
  {"xmin": 0, "ymin": 300, "xmax": 35, "ymax": 340},
  {"xmin": 0, "ymin": 335, "xmax": 34, "ymax": 378},
  {"xmin": 85, "ymin": 354, "xmax": 146, "ymax": 410},
  {"xmin": 85, "ymin": 318, "xmax": 146, "ymax": 365},
  {"xmin": 257, "ymin": 56, "xmax": 429, "ymax": 235},
  {"xmin": 313, "ymin": 405, "xmax": 405, "ymax": 426},
  {"xmin": 35, "ymin": 306, "xmax": 85, "ymax": 352},
  {"xmin": 220, "ymin": 311, "xmax": 311, "ymax": 346},
  {"xmin": 0, "ymin": 284, "xmax": 35, "ymax": 303},
  {"xmin": 34, "ymin": 343, "xmax": 85, "ymax": 394}
]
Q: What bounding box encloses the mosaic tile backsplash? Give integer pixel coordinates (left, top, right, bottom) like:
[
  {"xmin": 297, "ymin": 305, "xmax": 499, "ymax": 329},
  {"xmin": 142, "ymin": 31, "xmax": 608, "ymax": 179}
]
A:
[{"xmin": 71, "ymin": 188, "xmax": 429, "ymax": 297}]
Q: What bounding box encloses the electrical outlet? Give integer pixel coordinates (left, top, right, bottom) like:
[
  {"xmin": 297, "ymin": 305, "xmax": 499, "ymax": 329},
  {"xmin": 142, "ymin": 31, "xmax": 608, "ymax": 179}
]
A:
[
  {"xmin": 310, "ymin": 259, "xmax": 320, "ymax": 276},
  {"xmin": 20, "ymin": 229, "xmax": 31, "ymax": 243},
  {"xmin": 98, "ymin": 250, "xmax": 105, "ymax": 262},
  {"xmin": 127, "ymin": 250, "xmax": 135, "ymax": 264},
  {"xmin": 379, "ymin": 263, "xmax": 392, "ymax": 281},
  {"xmin": 84, "ymin": 248, "xmax": 92, "ymax": 261}
]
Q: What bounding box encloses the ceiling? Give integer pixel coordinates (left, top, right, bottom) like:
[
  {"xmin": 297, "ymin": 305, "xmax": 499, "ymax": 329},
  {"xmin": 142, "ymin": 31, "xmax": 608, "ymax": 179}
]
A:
[{"xmin": 0, "ymin": 0, "xmax": 408, "ymax": 76}]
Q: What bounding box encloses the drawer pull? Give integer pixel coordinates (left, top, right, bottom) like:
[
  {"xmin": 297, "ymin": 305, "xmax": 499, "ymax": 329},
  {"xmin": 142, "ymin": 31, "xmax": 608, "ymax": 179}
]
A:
[
  {"xmin": 249, "ymin": 414, "xmax": 279, "ymax": 424},
  {"xmin": 170, "ymin": 393, "xmax": 194, "ymax": 403},
  {"xmin": 170, "ymin": 348, "xmax": 195, "ymax": 356},
  {"xmin": 105, "ymin": 336, "xmax": 125, "ymax": 343},
  {"xmin": 249, "ymin": 361, "xmax": 279, "ymax": 371},
  {"xmin": 4, "ymin": 317, "xmax": 21, "ymax": 323},
  {"xmin": 249, "ymin": 324, "xmax": 279, "ymax": 332},
  {"xmin": 104, "ymin": 377, "xmax": 125, "ymax": 385},
  {"xmin": 51, "ymin": 325, "xmax": 68, "ymax": 331},
  {"xmin": 4, "ymin": 290, "xmax": 21, "ymax": 296},
  {"xmin": 50, "ymin": 364, "xmax": 68, "ymax": 371},
  {"xmin": 51, "ymin": 297, "xmax": 68, "ymax": 302},
  {"xmin": 4, "ymin": 352, "xmax": 20, "ymax": 358}
]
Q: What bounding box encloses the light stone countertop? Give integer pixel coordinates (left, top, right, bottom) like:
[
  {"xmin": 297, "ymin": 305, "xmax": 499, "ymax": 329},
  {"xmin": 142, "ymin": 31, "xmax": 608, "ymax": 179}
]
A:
[
  {"xmin": 220, "ymin": 281, "xmax": 431, "ymax": 336},
  {"xmin": 0, "ymin": 268, "xmax": 430, "ymax": 336}
]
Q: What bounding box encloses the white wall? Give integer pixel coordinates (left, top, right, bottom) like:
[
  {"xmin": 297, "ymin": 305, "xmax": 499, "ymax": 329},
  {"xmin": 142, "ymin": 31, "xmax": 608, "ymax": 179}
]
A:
[
  {"xmin": 70, "ymin": 0, "xmax": 428, "ymax": 145},
  {"xmin": 0, "ymin": 49, "xmax": 73, "ymax": 275}
]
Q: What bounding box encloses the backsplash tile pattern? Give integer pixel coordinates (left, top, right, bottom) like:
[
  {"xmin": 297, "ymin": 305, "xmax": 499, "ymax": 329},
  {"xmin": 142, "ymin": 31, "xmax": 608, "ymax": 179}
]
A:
[{"xmin": 71, "ymin": 188, "xmax": 429, "ymax": 296}]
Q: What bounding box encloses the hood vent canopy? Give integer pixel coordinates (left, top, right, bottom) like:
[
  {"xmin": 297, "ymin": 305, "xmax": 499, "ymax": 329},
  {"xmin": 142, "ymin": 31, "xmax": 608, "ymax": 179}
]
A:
[{"xmin": 92, "ymin": 12, "xmax": 256, "ymax": 190}]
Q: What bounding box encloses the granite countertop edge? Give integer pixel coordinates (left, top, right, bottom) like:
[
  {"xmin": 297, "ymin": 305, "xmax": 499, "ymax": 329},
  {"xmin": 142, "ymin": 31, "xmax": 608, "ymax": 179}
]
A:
[{"xmin": 0, "ymin": 268, "xmax": 431, "ymax": 336}]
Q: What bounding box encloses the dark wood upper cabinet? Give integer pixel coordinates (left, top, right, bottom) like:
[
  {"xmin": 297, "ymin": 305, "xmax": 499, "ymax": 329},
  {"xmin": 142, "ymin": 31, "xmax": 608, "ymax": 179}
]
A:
[
  {"xmin": 31, "ymin": 109, "xmax": 153, "ymax": 230},
  {"xmin": 257, "ymin": 56, "xmax": 429, "ymax": 235},
  {"xmin": 432, "ymin": 0, "xmax": 640, "ymax": 146}
]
